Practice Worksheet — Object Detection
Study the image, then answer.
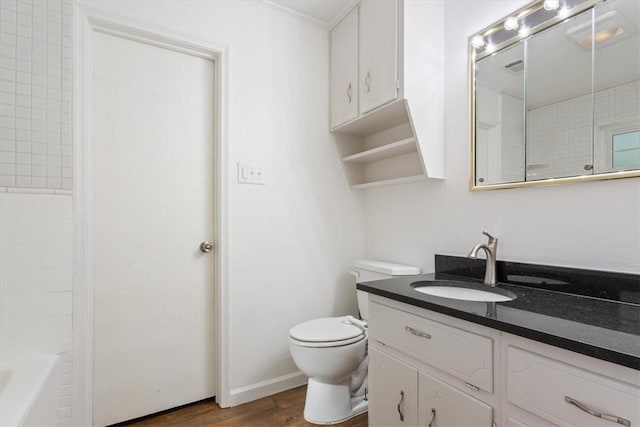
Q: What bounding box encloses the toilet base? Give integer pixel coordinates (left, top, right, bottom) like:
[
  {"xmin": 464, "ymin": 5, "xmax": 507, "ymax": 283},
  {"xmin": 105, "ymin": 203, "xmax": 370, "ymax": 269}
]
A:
[{"xmin": 303, "ymin": 378, "xmax": 368, "ymax": 425}]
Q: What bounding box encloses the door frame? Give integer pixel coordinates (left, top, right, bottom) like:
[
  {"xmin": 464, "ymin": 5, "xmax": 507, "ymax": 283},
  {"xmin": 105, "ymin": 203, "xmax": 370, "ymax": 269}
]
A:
[{"xmin": 73, "ymin": 5, "xmax": 231, "ymax": 425}]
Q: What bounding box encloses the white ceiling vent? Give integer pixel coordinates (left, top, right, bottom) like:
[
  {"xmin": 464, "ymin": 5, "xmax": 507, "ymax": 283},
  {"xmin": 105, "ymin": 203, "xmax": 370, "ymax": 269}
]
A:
[
  {"xmin": 503, "ymin": 59, "xmax": 525, "ymax": 74},
  {"xmin": 566, "ymin": 10, "xmax": 636, "ymax": 49}
]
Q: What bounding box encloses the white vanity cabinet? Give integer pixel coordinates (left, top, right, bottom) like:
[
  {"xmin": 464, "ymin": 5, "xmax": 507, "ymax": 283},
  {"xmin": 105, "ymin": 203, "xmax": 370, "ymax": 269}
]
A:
[
  {"xmin": 369, "ymin": 348, "xmax": 418, "ymax": 426},
  {"xmin": 503, "ymin": 337, "xmax": 640, "ymax": 427},
  {"xmin": 367, "ymin": 295, "xmax": 640, "ymax": 427},
  {"xmin": 368, "ymin": 299, "xmax": 497, "ymax": 427},
  {"xmin": 368, "ymin": 348, "xmax": 494, "ymax": 427},
  {"xmin": 419, "ymin": 372, "xmax": 494, "ymax": 427}
]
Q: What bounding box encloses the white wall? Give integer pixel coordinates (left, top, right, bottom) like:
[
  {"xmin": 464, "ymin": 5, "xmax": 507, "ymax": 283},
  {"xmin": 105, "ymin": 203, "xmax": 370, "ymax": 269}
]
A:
[
  {"xmin": 78, "ymin": 0, "xmax": 364, "ymax": 405},
  {"xmin": 363, "ymin": 0, "xmax": 640, "ymax": 275}
]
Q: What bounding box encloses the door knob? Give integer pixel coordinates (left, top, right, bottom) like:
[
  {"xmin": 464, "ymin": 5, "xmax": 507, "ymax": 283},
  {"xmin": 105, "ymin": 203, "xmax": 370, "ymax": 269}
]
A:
[{"xmin": 200, "ymin": 241, "xmax": 214, "ymax": 253}]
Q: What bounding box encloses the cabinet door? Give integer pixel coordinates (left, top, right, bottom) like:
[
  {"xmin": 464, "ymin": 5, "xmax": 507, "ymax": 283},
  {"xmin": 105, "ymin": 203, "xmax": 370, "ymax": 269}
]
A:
[
  {"xmin": 369, "ymin": 347, "xmax": 418, "ymax": 427},
  {"xmin": 359, "ymin": 0, "xmax": 398, "ymax": 114},
  {"xmin": 330, "ymin": 6, "xmax": 358, "ymax": 128},
  {"xmin": 418, "ymin": 372, "xmax": 494, "ymax": 427}
]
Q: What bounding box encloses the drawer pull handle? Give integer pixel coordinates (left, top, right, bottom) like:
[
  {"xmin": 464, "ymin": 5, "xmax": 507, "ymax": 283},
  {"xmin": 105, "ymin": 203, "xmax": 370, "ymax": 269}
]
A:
[
  {"xmin": 397, "ymin": 390, "xmax": 404, "ymax": 421},
  {"xmin": 565, "ymin": 396, "xmax": 631, "ymax": 427},
  {"xmin": 465, "ymin": 382, "xmax": 480, "ymax": 391},
  {"xmin": 405, "ymin": 326, "xmax": 431, "ymax": 339},
  {"xmin": 347, "ymin": 83, "xmax": 352, "ymax": 103},
  {"xmin": 428, "ymin": 408, "xmax": 436, "ymax": 427}
]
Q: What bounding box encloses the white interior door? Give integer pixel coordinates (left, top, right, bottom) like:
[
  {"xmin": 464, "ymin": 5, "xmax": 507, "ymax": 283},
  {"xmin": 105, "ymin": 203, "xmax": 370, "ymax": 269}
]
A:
[{"xmin": 92, "ymin": 31, "xmax": 216, "ymax": 426}]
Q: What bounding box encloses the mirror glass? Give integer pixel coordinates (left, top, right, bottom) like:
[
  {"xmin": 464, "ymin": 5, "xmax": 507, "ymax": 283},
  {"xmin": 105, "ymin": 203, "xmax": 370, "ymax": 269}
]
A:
[
  {"xmin": 472, "ymin": 0, "xmax": 640, "ymax": 189},
  {"xmin": 593, "ymin": 0, "xmax": 640, "ymax": 174},
  {"xmin": 526, "ymin": 9, "xmax": 594, "ymax": 181},
  {"xmin": 475, "ymin": 43, "xmax": 525, "ymax": 185}
]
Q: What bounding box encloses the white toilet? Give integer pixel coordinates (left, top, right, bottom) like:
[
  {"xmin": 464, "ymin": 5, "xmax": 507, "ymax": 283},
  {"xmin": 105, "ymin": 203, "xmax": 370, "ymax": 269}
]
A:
[{"xmin": 289, "ymin": 260, "xmax": 420, "ymax": 424}]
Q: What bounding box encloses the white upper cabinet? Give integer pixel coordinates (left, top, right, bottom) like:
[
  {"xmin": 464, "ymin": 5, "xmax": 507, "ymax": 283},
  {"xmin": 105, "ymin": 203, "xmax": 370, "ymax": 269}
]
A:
[
  {"xmin": 330, "ymin": 1, "xmax": 445, "ymax": 188},
  {"xmin": 359, "ymin": 0, "xmax": 398, "ymax": 114},
  {"xmin": 330, "ymin": 6, "xmax": 359, "ymax": 128}
]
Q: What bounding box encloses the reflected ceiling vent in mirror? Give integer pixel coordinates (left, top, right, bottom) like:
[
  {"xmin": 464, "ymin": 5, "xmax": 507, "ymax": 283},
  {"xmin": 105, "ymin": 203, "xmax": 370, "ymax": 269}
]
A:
[
  {"xmin": 566, "ymin": 10, "xmax": 637, "ymax": 49},
  {"xmin": 503, "ymin": 59, "xmax": 525, "ymax": 74}
]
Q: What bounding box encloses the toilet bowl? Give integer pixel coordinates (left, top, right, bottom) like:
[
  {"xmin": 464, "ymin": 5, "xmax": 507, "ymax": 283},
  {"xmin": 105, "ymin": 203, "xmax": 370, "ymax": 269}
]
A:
[
  {"xmin": 289, "ymin": 317, "xmax": 368, "ymax": 424},
  {"xmin": 289, "ymin": 260, "xmax": 420, "ymax": 425}
]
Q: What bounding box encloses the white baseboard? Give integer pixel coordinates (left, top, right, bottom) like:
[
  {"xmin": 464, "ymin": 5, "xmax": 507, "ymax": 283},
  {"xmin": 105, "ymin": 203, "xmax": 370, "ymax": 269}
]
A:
[{"xmin": 227, "ymin": 371, "xmax": 307, "ymax": 407}]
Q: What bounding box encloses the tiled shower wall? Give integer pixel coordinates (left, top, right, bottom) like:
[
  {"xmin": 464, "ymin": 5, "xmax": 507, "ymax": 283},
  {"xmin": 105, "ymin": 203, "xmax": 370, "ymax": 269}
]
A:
[
  {"xmin": 0, "ymin": 1, "xmax": 74, "ymax": 425},
  {"xmin": 527, "ymin": 80, "xmax": 640, "ymax": 180},
  {"xmin": 0, "ymin": 0, "xmax": 73, "ymax": 190}
]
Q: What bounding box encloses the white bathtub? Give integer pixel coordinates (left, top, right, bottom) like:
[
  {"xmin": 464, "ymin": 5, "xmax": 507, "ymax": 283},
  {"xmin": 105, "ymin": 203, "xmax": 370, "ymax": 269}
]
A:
[{"xmin": 0, "ymin": 356, "xmax": 59, "ymax": 427}]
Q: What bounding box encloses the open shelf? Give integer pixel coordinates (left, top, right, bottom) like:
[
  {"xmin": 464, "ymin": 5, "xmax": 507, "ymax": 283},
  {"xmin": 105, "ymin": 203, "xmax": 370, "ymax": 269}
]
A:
[
  {"xmin": 342, "ymin": 137, "xmax": 417, "ymax": 163},
  {"xmin": 332, "ymin": 99, "xmax": 410, "ymax": 136},
  {"xmin": 350, "ymin": 175, "xmax": 426, "ymax": 190}
]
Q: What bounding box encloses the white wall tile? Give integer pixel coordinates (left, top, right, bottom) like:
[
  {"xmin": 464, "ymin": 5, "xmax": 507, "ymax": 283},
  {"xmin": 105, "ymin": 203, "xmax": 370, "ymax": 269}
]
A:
[
  {"xmin": 0, "ymin": 0, "xmax": 72, "ymax": 190},
  {"xmin": 0, "ymin": 192, "xmax": 73, "ymax": 425},
  {"xmin": 527, "ymin": 80, "xmax": 640, "ymax": 180}
]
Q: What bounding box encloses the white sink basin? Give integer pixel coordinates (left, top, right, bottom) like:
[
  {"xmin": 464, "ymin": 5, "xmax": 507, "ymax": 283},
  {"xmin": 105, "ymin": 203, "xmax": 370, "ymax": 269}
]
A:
[{"xmin": 412, "ymin": 280, "xmax": 517, "ymax": 302}]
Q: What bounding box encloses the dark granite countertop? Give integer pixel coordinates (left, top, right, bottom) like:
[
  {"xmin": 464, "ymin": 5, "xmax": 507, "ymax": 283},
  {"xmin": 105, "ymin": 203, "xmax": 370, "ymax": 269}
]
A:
[{"xmin": 357, "ymin": 257, "xmax": 640, "ymax": 370}]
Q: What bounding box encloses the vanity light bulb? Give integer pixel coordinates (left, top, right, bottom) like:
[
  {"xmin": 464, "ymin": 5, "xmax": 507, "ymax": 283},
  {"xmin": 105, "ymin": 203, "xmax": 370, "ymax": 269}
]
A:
[
  {"xmin": 543, "ymin": 0, "xmax": 561, "ymax": 11},
  {"xmin": 504, "ymin": 16, "xmax": 520, "ymax": 31},
  {"xmin": 471, "ymin": 35, "xmax": 486, "ymax": 48}
]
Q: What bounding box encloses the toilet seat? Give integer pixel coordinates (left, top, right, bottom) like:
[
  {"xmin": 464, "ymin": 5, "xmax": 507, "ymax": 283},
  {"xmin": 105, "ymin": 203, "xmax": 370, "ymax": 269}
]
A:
[
  {"xmin": 290, "ymin": 334, "xmax": 366, "ymax": 348},
  {"xmin": 289, "ymin": 317, "xmax": 366, "ymax": 348}
]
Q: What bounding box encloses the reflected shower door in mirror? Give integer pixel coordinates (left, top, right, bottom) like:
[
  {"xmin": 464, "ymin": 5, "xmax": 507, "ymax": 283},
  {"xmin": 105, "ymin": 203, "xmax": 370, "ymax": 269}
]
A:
[
  {"xmin": 471, "ymin": 0, "xmax": 640, "ymax": 190},
  {"xmin": 526, "ymin": 8, "xmax": 594, "ymax": 181},
  {"xmin": 475, "ymin": 43, "xmax": 525, "ymax": 186}
]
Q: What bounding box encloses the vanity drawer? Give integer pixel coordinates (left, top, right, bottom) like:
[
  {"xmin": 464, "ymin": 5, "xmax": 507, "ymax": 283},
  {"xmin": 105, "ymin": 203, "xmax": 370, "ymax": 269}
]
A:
[
  {"xmin": 506, "ymin": 346, "xmax": 640, "ymax": 427},
  {"xmin": 368, "ymin": 301, "xmax": 493, "ymax": 392}
]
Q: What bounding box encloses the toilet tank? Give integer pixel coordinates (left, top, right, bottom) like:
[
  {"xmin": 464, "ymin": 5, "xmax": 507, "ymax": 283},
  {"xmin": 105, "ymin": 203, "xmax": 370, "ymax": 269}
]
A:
[{"xmin": 351, "ymin": 260, "xmax": 420, "ymax": 321}]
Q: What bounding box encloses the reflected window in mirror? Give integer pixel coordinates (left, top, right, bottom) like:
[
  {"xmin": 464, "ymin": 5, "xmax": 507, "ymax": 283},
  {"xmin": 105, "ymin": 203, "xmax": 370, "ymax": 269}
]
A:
[{"xmin": 612, "ymin": 131, "xmax": 640, "ymax": 170}]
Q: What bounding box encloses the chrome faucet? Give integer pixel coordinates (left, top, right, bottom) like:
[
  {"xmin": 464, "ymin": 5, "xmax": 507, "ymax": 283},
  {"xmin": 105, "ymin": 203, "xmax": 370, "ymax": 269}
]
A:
[{"xmin": 468, "ymin": 231, "xmax": 498, "ymax": 286}]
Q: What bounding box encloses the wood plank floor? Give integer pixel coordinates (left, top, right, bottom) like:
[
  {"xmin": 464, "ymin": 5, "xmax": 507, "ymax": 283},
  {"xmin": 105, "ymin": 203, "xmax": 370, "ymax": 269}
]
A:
[{"xmin": 118, "ymin": 385, "xmax": 368, "ymax": 426}]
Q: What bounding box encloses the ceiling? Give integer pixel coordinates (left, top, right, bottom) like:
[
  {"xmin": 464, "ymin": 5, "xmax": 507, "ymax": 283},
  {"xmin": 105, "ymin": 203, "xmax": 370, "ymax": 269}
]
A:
[{"xmin": 265, "ymin": 0, "xmax": 357, "ymax": 26}]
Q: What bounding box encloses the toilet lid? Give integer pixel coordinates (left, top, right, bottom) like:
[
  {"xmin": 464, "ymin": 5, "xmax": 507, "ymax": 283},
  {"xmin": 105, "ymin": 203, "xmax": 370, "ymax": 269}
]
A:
[{"xmin": 289, "ymin": 317, "xmax": 365, "ymax": 343}]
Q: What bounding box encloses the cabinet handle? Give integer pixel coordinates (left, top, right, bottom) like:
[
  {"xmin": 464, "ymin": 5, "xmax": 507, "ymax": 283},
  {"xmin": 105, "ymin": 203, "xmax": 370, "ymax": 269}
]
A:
[
  {"xmin": 565, "ymin": 396, "xmax": 631, "ymax": 427},
  {"xmin": 365, "ymin": 71, "xmax": 371, "ymax": 93},
  {"xmin": 405, "ymin": 326, "xmax": 431, "ymax": 339},
  {"xmin": 428, "ymin": 408, "xmax": 436, "ymax": 427},
  {"xmin": 397, "ymin": 390, "xmax": 405, "ymax": 422},
  {"xmin": 347, "ymin": 83, "xmax": 352, "ymax": 103}
]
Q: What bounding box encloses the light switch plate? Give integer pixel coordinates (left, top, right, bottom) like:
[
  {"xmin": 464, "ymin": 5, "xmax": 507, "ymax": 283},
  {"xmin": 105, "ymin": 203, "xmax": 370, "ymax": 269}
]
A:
[{"xmin": 237, "ymin": 162, "xmax": 265, "ymax": 185}]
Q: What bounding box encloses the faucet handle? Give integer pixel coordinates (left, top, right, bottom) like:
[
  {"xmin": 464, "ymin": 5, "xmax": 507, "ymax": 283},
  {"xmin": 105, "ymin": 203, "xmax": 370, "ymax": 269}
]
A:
[{"xmin": 482, "ymin": 230, "xmax": 497, "ymax": 244}]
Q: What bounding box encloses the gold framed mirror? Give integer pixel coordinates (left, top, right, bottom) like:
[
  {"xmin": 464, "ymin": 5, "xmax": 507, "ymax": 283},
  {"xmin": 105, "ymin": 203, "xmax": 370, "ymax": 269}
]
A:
[{"xmin": 470, "ymin": 0, "xmax": 640, "ymax": 190}]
